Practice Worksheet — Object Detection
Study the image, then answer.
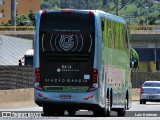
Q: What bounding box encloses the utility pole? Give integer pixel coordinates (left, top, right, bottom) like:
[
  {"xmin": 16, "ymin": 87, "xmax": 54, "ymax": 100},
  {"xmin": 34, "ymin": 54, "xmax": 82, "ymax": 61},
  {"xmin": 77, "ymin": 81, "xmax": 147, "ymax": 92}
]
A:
[
  {"xmin": 11, "ymin": 0, "xmax": 16, "ymax": 26},
  {"xmin": 115, "ymin": 0, "xmax": 118, "ymax": 16},
  {"xmin": 114, "ymin": 0, "xmax": 118, "ymax": 15}
]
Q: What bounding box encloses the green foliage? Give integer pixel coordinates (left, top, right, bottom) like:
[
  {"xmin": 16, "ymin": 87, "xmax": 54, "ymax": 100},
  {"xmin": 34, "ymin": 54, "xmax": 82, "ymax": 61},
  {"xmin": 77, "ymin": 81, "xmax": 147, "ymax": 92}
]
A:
[
  {"xmin": 15, "ymin": 13, "xmax": 36, "ymax": 26},
  {"xmin": 3, "ymin": 22, "xmax": 11, "ymax": 26},
  {"xmin": 28, "ymin": 12, "xmax": 36, "ymax": 25},
  {"xmin": 4, "ymin": 0, "xmax": 159, "ymax": 26},
  {"xmin": 16, "ymin": 15, "xmax": 31, "ymax": 26},
  {"xmin": 41, "ymin": 0, "xmax": 160, "ymax": 25}
]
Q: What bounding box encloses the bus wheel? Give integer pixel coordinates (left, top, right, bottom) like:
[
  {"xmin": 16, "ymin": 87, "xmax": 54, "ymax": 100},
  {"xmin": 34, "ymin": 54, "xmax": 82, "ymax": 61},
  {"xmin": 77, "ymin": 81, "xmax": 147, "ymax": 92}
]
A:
[
  {"xmin": 106, "ymin": 91, "xmax": 112, "ymax": 116},
  {"xmin": 93, "ymin": 108, "xmax": 106, "ymax": 117},
  {"xmin": 43, "ymin": 109, "xmax": 55, "ymax": 116},
  {"xmin": 106, "ymin": 102, "xmax": 111, "ymax": 117},
  {"xmin": 56, "ymin": 111, "xmax": 65, "ymax": 116},
  {"xmin": 67, "ymin": 110, "xmax": 76, "ymax": 116},
  {"xmin": 117, "ymin": 99, "xmax": 127, "ymax": 117}
]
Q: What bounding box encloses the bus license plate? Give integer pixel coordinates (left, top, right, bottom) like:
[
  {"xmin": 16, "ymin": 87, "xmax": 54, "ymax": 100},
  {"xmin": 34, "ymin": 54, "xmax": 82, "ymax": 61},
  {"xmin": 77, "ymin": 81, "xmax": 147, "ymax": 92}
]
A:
[{"xmin": 60, "ymin": 95, "xmax": 71, "ymax": 99}]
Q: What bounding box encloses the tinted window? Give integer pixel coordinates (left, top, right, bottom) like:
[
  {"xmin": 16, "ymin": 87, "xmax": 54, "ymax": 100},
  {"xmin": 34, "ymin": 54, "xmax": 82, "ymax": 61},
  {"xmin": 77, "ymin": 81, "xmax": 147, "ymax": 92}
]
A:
[
  {"xmin": 38, "ymin": 11, "xmax": 95, "ymax": 88},
  {"xmin": 39, "ymin": 12, "xmax": 95, "ymax": 53},
  {"xmin": 143, "ymin": 82, "xmax": 160, "ymax": 87}
]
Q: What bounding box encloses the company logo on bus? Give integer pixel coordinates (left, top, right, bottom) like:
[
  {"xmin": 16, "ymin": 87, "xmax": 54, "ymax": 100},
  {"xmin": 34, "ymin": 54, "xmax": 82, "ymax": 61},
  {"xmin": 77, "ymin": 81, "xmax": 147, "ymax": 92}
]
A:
[
  {"xmin": 42, "ymin": 32, "xmax": 93, "ymax": 52},
  {"xmin": 54, "ymin": 34, "xmax": 83, "ymax": 52},
  {"xmin": 59, "ymin": 35, "xmax": 74, "ymax": 51}
]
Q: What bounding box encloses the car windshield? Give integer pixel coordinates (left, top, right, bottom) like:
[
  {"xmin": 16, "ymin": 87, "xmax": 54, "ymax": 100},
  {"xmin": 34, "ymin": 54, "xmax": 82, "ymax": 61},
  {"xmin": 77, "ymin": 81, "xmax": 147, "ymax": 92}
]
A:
[{"xmin": 143, "ymin": 82, "xmax": 160, "ymax": 87}]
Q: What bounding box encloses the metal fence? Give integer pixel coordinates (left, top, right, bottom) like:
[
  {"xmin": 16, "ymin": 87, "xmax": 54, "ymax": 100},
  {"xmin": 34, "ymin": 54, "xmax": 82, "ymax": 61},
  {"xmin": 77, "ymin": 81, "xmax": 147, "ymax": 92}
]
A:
[
  {"xmin": 0, "ymin": 25, "xmax": 159, "ymax": 31},
  {"xmin": 0, "ymin": 66, "xmax": 34, "ymax": 90},
  {"xmin": 0, "ymin": 66, "xmax": 160, "ymax": 89}
]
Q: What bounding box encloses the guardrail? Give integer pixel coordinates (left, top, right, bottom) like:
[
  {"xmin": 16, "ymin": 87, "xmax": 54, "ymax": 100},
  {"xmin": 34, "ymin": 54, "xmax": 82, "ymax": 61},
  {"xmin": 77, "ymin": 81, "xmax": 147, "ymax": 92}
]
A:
[
  {"xmin": 129, "ymin": 25, "xmax": 160, "ymax": 30},
  {"xmin": 0, "ymin": 26, "xmax": 34, "ymax": 31},
  {"xmin": 0, "ymin": 25, "xmax": 159, "ymax": 31}
]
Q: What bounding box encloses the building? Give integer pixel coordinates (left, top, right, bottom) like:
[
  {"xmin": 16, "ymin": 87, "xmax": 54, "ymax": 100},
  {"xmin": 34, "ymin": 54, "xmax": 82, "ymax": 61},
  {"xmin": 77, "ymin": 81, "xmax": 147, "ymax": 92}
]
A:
[{"xmin": 0, "ymin": 0, "xmax": 41, "ymax": 25}]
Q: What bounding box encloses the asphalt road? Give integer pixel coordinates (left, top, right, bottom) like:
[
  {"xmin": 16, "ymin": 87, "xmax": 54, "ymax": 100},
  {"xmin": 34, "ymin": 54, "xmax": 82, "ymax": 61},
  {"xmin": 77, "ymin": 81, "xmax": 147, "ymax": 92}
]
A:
[{"xmin": 0, "ymin": 101, "xmax": 160, "ymax": 120}]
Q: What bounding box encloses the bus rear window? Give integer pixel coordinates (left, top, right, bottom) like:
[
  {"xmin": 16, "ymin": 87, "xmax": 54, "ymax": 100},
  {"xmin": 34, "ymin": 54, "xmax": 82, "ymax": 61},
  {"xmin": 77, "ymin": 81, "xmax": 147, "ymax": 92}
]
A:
[{"xmin": 39, "ymin": 12, "xmax": 95, "ymax": 53}]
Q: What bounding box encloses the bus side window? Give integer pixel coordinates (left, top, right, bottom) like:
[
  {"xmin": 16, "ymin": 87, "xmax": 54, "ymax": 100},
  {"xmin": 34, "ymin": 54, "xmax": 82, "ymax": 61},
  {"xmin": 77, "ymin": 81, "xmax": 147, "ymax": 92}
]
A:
[
  {"xmin": 101, "ymin": 20, "xmax": 104, "ymax": 31},
  {"xmin": 125, "ymin": 31, "xmax": 129, "ymax": 49}
]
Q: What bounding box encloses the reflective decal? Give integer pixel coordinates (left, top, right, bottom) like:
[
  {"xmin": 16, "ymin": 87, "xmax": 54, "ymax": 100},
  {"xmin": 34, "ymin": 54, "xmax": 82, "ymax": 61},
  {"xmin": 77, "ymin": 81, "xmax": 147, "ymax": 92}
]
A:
[{"xmin": 84, "ymin": 75, "xmax": 90, "ymax": 80}]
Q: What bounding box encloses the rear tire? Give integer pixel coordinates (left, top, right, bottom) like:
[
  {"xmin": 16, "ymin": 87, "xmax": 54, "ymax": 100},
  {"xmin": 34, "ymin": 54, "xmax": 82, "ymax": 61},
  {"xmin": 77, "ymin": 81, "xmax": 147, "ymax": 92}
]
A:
[
  {"xmin": 106, "ymin": 90, "xmax": 112, "ymax": 116},
  {"xmin": 140, "ymin": 100, "xmax": 146, "ymax": 104},
  {"xmin": 93, "ymin": 108, "xmax": 106, "ymax": 117},
  {"xmin": 143, "ymin": 101, "xmax": 146, "ymax": 104},
  {"xmin": 117, "ymin": 99, "xmax": 127, "ymax": 117},
  {"xmin": 117, "ymin": 109, "xmax": 126, "ymax": 117},
  {"xmin": 43, "ymin": 107, "xmax": 55, "ymax": 116},
  {"xmin": 56, "ymin": 111, "xmax": 65, "ymax": 116},
  {"xmin": 67, "ymin": 110, "xmax": 76, "ymax": 116},
  {"xmin": 43, "ymin": 106, "xmax": 65, "ymax": 116}
]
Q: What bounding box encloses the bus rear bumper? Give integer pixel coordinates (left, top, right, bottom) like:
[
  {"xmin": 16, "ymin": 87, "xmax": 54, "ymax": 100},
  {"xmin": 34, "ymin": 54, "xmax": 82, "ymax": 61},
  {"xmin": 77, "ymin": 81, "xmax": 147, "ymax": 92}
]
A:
[{"xmin": 34, "ymin": 88, "xmax": 102, "ymax": 110}]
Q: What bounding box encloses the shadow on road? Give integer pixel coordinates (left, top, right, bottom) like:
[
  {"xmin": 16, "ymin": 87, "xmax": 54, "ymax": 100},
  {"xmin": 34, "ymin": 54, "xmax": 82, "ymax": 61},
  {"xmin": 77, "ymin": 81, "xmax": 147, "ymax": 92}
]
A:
[{"xmin": 41, "ymin": 111, "xmax": 119, "ymax": 117}]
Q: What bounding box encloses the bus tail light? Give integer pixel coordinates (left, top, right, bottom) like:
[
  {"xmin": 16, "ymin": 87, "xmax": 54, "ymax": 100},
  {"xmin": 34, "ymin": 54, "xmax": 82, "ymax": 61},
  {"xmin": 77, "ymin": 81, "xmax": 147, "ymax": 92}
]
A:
[
  {"xmin": 89, "ymin": 11, "xmax": 94, "ymax": 15},
  {"xmin": 88, "ymin": 69, "xmax": 99, "ymax": 92},
  {"xmin": 35, "ymin": 68, "xmax": 44, "ymax": 90},
  {"xmin": 35, "ymin": 68, "xmax": 40, "ymax": 82},
  {"xmin": 62, "ymin": 10, "xmax": 74, "ymax": 13},
  {"xmin": 42, "ymin": 10, "xmax": 46, "ymax": 14}
]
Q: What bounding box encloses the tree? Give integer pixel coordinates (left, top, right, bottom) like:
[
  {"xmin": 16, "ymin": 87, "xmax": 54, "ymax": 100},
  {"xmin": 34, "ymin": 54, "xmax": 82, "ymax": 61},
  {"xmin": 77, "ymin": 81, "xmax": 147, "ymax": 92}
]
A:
[
  {"xmin": 28, "ymin": 12, "xmax": 36, "ymax": 25},
  {"xmin": 103, "ymin": 0, "xmax": 107, "ymax": 6},
  {"xmin": 16, "ymin": 15, "xmax": 31, "ymax": 26},
  {"xmin": 145, "ymin": 17, "xmax": 156, "ymax": 25}
]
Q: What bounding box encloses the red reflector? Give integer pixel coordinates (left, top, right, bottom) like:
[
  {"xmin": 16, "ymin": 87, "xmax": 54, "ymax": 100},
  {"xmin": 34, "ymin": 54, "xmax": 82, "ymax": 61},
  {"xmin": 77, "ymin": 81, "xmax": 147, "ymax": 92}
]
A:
[
  {"xmin": 38, "ymin": 93, "xmax": 44, "ymax": 97},
  {"xmin": 88, "ymin": 94, "xmax": 94, "ymax": 98},
  {"xmin": 89, "ymin": 11, "xmax": 94, "ymax": 15},
  {"xmin": 62, "ymin": 10, "xmax": 74, "ymax": 13},
  {"xmin": 42, "ymin": 10, "xmax": 46, "ymax": 14}
]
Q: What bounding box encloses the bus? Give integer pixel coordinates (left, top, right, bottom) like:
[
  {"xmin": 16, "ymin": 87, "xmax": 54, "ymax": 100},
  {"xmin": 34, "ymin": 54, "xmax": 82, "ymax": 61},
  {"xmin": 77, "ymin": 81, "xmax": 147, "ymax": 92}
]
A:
[{"xmin": 34, "ymin": 9, "xmax": 138, "ymax": 117}]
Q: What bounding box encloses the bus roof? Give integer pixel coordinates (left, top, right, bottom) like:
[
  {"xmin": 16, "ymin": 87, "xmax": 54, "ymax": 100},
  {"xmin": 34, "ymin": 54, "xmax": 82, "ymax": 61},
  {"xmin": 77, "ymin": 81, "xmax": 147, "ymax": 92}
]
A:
[
  {"xmin": 93, "ymin": 10, "xmax": 126, "ymax": 24},
  {"xmin": 39, "ymin": 9, "xmax": 126, "ymax": 25}
]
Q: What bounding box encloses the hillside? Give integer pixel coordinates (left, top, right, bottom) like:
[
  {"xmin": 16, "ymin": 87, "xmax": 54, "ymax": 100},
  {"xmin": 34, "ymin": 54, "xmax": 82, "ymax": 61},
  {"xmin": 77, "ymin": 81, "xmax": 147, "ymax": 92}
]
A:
[{"xmin": 41, "ymin": 0, "xmax": 160, "ymax": 25}]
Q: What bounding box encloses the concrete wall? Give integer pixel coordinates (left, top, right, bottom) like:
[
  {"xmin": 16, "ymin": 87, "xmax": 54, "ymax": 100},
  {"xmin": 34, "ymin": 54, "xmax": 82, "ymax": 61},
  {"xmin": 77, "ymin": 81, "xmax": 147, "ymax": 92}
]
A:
[
  {"xmin": 0, "ymin": 88, "xmax": 35, "ymax": 108},
  {"xmin": 0, "ymin": 88, "xmax": 140, "ymax": 108},
  {"xmin": 132, "ymin": 88, "xmax": 140, "ymax": 101}
]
